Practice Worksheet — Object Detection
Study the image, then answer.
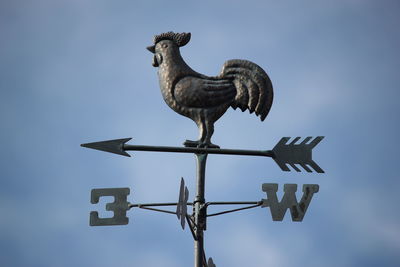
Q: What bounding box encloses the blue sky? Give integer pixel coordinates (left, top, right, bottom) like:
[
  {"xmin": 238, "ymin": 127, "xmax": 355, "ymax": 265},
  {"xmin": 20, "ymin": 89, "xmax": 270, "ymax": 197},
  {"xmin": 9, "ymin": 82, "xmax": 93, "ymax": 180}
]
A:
[{"xmin": 1, "ymin": 0, "xmax": 399, "ymax": 266}]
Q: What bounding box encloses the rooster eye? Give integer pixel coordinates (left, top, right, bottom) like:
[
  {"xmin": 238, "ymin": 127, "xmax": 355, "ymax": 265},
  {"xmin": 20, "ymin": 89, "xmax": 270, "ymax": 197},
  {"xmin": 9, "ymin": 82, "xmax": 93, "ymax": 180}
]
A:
[{"xmin": 162, "ymin": 43, "xmax": 168, "ymax": 48}]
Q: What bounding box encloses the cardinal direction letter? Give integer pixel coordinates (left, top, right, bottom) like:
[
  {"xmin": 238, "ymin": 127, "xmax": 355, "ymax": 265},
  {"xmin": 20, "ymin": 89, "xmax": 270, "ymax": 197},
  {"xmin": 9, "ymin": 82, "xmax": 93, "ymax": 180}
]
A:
[
  {"xmin": 90, "ymin": 188, "xmax": 130, "ymax": 226},
  {"xmin": 261, "ymin": 183, "xmax": 319, "ymax": 221}
]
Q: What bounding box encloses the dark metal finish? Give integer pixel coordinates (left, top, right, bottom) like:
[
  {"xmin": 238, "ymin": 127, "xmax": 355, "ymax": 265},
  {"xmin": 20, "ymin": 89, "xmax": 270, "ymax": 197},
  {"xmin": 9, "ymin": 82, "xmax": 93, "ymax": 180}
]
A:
[
  {"xmin": 186, "ymin": 214, "xmax": 198, "ymax": 241},
  {"xmin": 81, "ymin": 137, "xmax": 324, "ymax": 172},
  {"xmin": 124, "ymin": 144, "xmax": 274, "ymax": 157},
  {"xmin": 194, "ymin": 153, "xmax": 207, "ymax": 267},
  {"xmin": 272, "ymin": 136, "xmax": 324, "ymax": 173},
  {"xmin": 128, "ymin": 201, "xmax": 260, "ymax": 208},
  {"xmin": 129, "ymin": 202, "xmax": 193, "ymax": 208},
  {"xmin": 147, "ymin": 32, "xmax": 273, "ymax": 148},
  {"xmin": 177, "ymin": 178, "xmax": 189, "ymax": 229},
  {"xmin": 261, "ymin": 183, "xmax": 319, "ymax": 221},
  {"xmin": 81, "ymin": 137, "xmax": 273, "ymax": 157},
  {"xmin": 81, "ymin": 138, "xmax": 131, "ymax": 157},
  {"xmin": 84, "ymin": 136, "xmax": 324, "ymax": 263},
  {"xmin": 208, "ymin": 258, "xmax": 216, "ymax": 267},
  {"xmin": 90, "ymin": 188, "xmax": 130, "ymax": 226},
  {"xmin": 207, "ymin": 201, "xmax": 260, "ymax": 205}
]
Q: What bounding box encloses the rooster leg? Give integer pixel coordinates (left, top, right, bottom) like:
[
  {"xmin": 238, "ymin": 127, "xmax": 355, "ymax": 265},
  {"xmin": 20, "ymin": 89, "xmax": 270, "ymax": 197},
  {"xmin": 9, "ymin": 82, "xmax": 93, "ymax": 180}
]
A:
[
  {"xmin": 183, "ymin": 116, "xmax": 205, "ymax": 148},
  {"xmin": 201, "ymin": 121, "xmax": 220, "ymax": 149}
]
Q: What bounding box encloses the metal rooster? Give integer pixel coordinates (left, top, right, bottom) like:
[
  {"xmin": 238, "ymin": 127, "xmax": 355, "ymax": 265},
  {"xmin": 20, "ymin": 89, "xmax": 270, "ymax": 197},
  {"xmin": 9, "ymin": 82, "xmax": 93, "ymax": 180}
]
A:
[{"xmin": 147, "ymin": 32, "xmax": 273, "ymax": 148}]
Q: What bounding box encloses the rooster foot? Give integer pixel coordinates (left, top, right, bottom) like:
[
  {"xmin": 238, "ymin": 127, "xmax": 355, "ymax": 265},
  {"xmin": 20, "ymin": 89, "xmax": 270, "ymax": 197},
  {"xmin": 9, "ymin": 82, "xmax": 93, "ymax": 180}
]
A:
[
  {"xmin": 183, "ymin": 140, "xmax": 220, "ymax": 149},
  {"xmin": 200, "ymin": 142, "xmax": 220, "ymax": 149},
  {"xmin": 183, "ymin": 139, "xmax": 200, "ymax": 148}
]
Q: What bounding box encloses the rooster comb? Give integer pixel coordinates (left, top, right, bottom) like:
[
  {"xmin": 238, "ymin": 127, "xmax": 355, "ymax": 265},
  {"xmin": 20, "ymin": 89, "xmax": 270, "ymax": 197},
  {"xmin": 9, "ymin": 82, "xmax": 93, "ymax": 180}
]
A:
[{"xmin": 153, "ymin": 32, "xmax": 191, "ymax": 47}]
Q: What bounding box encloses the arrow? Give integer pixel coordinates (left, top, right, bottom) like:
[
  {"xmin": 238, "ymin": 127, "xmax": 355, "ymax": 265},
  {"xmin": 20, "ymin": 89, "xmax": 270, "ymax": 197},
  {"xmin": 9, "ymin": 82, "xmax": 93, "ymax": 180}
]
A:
[
  {"xmin": 81, "ymin": 136, "xmax": 324, "ymax": 173},
  {"xmin": 272, "ymin": 136, "xmax": 324, "ymax": 173}
]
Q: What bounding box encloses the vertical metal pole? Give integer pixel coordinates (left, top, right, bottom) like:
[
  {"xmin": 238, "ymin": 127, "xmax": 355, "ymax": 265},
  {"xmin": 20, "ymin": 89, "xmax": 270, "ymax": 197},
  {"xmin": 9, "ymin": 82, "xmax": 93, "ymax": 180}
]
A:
[{"xmin": 194, "ymin": 153, "xmax": 208, "ymax": 267}]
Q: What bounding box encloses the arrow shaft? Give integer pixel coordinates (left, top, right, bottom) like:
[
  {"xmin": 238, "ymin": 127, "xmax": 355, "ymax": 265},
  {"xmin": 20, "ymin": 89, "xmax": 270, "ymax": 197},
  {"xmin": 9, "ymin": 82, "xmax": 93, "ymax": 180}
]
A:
[{"xmin": 123, "ymin": 144, "xmax": 274, "ymax": 157}]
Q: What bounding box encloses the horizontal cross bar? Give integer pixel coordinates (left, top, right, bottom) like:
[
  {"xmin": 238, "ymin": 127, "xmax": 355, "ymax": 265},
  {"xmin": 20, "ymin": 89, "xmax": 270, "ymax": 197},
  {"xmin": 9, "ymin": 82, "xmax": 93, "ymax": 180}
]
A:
[
  {"xmin": 129, "ymin": 202, "xmax": 193, "ymax": 208},
  {"xmin": 81, "ymin": 136, "xmax": 325, "ymax": 173},
  {"xmin": 129, "ymin": 201, "xmax": 261, "ymax": 209},
  {"xmin": 131, "ymin": 202, "xmax": 264, "ymax": 217},
  {"xmin": 206, "ymin": 201, "xmax": 261, "ymax": 206}
]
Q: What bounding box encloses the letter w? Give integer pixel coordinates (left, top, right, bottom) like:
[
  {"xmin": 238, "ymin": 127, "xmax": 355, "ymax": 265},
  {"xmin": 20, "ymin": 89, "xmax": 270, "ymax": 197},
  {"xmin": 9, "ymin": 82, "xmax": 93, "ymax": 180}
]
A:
[{"xmin": 262, "ymin": 184, "xmax": 319, "ymax": 222}]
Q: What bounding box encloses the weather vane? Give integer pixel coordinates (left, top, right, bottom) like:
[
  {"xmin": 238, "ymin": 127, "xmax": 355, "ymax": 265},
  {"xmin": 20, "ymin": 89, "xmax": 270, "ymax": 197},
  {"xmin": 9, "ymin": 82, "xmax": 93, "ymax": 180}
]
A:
[{"xmin": 82, "ymin": 31, "xmax": 324, "ymax": 267}]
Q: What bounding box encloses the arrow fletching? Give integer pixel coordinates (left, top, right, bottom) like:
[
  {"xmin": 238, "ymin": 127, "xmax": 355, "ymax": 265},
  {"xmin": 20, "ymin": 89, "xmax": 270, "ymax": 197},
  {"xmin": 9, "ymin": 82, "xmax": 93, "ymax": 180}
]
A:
[
  {"xmin": 81, "ymin": 138, "xmax": 132, "ymax": 157},
  {"xmin": 272, "ymin": 136, "xmax": 324, "ymax": 173}
]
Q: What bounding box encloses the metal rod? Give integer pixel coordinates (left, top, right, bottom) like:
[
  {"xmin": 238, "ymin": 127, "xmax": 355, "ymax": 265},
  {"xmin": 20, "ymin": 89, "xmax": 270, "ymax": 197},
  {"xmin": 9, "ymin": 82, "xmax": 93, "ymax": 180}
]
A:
[
  {"xmin": 186, "ymin": 214, "xmax": 197, "ymax": 241},
  {"xmin": 207, "ymin": 203, "xmax": 263, "ymax": 217},
  {"xmin": 206, "ymin": 201, "xmax": 261, "ymax": 206},
  {"xmin": 188, "ymin": 213, "xmax": 197, "ymax": 228},
  {"xmin": 202, "ymin": 249, "xmax": 208, "ymax": 267},
  {"xmin": 124, "ymin": 144, "xmax": 274, "ymax": 157},
  {"xmin": 129, "ymin": 202, "xmax": 194, "ymax": 208},
  {"xmin": 137, "ymin": 206, "xmax": 177, "ymax": 215},
  {"xmin": 129, "ymin": 201, "xmax": 259, "ymax": 209},
  {"xmin": 194, "ymin": 153, "xmax": 207, "ymax": 267}
]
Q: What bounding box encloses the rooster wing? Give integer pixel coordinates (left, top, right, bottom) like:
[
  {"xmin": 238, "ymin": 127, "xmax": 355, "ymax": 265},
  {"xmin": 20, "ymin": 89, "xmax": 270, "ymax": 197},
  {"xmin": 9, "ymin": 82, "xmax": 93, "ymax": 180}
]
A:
[{"xmin": 173, "ymin": 76, "xmax": 236, "ymax": 108}]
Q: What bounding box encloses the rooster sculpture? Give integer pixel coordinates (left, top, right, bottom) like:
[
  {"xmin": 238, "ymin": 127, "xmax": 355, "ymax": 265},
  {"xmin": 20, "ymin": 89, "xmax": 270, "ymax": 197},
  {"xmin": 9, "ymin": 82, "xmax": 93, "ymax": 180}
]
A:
[{"xmin": 147, "ymin": 32, "xmax": 273, "ymax": 148}]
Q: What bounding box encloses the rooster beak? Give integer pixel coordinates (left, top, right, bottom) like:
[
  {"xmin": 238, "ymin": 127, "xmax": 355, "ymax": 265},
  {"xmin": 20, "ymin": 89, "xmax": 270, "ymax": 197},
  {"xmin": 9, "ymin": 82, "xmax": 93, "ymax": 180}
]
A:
[{"xmin": 146, "ymin": 45, "xmax": 155, "ymax": 53}]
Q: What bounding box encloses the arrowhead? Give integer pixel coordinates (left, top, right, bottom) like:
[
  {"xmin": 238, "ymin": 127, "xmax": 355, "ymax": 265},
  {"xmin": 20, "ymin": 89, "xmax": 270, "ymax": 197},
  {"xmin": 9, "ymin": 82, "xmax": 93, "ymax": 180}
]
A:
[{"xmin": 81, "ymin": 138, "xmax": 132, "ymax": 157}]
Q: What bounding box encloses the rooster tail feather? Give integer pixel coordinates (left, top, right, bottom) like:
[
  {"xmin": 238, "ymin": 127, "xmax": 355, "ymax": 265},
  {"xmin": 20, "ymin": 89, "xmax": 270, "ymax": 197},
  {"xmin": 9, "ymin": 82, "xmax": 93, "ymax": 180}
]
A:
[{"xmin": 220, "ymin": 60, "xmax": 273, "ymax": 121}]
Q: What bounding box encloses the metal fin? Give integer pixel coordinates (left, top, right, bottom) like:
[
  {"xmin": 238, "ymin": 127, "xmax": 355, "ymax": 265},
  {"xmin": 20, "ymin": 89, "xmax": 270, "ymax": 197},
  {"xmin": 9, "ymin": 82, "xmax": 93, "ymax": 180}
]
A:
[
  {"xmin": 208, "ymin": 257, "xmax": 216, "ymax": 267},
  {"xmin": 177, "ymin": 178, "xmax": 189, "ymax": 229}
]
